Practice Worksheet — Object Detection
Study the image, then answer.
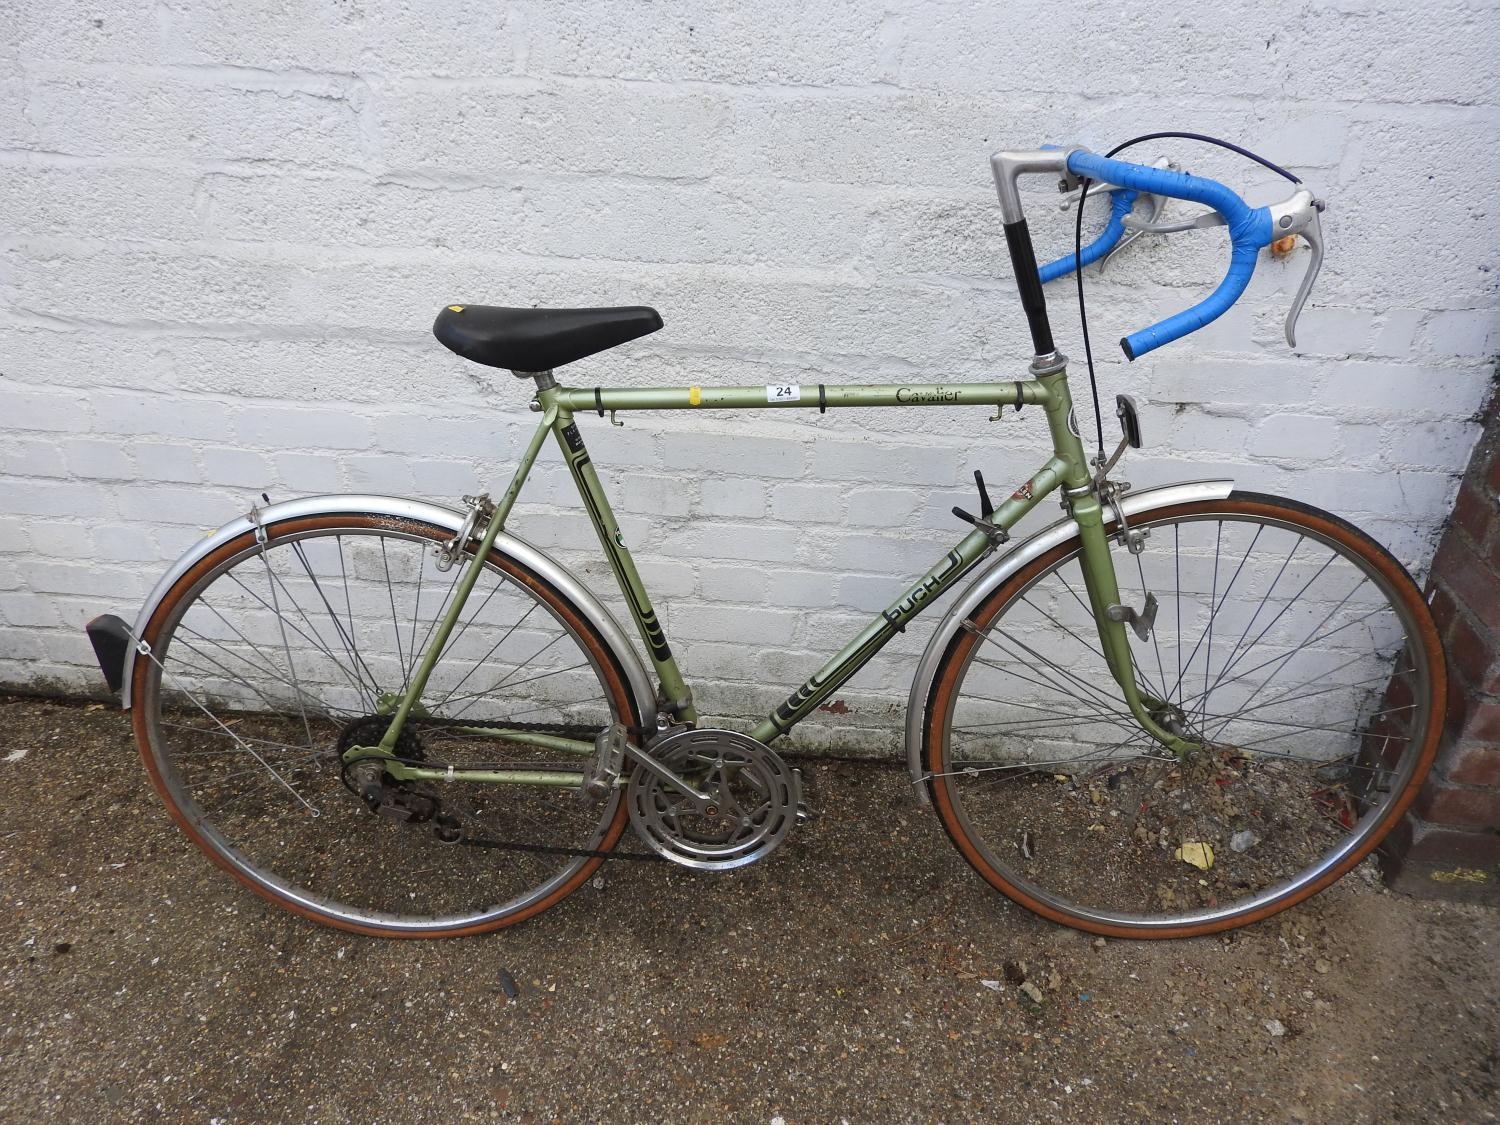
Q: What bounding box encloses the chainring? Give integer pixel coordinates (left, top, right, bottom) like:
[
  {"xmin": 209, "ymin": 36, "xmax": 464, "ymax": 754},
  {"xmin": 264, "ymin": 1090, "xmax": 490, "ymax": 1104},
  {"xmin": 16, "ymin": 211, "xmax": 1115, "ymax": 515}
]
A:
[{"xmin": 626, "ymin": 728, "xmax": 800, "ymax": 871}]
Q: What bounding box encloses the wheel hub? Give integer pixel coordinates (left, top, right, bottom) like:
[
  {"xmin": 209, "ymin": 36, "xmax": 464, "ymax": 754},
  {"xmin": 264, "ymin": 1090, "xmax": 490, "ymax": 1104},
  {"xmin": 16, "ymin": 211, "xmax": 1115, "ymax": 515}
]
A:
[{"xmin": 336, "ymin": 715, "xmax": 428, "ymax": 812}]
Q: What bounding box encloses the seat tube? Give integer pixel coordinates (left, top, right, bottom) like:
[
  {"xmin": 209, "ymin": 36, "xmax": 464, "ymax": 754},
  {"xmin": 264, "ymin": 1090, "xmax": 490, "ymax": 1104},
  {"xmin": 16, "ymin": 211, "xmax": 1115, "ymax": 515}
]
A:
[{"xmin": 548, "ymin": 403, "xmax": 696, "ymax": 723}]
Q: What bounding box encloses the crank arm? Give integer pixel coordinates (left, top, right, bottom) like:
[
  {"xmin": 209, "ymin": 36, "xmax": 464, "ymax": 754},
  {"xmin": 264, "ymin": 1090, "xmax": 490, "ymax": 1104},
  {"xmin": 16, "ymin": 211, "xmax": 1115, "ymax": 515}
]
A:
[{"xmin": 628, "ymin": 748, "xmax": 713, "ymax": 810}]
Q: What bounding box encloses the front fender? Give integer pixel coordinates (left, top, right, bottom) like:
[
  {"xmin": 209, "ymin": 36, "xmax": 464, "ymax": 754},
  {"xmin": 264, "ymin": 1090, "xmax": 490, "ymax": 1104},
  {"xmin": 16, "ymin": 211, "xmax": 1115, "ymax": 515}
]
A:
[
  {"xmin": 118, "ymin": 493, "xmax": 657, "ymax": 728},
  {"xmin": 903, "ymin": 479, "xmax": 1234, "ymax": 800}
]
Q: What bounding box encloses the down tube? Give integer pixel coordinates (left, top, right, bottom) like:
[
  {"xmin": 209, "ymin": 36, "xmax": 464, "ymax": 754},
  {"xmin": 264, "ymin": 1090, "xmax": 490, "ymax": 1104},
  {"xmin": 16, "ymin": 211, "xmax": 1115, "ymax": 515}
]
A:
[{"xmin": 751, "ymin": 456, "xmax": 1070, "ymax": 743}]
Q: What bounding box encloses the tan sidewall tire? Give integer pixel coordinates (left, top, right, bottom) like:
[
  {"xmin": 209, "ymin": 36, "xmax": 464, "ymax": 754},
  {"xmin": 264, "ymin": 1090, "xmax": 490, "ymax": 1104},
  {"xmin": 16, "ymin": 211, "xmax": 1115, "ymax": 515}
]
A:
[
  {"xmin": 922, "ymin": 494, "xmax": 1446, "ymax": 939},
  {"xmin": 131, "ymin": 514, "xmax": 639, "ymax": 939}
]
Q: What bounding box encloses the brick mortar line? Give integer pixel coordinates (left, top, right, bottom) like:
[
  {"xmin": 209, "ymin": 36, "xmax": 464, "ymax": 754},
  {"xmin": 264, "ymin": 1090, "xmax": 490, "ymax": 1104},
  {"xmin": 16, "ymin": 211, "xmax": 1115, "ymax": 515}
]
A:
[{"xmin": 16, "ymin": 59, "xmax": 1500, "ymax": 113}]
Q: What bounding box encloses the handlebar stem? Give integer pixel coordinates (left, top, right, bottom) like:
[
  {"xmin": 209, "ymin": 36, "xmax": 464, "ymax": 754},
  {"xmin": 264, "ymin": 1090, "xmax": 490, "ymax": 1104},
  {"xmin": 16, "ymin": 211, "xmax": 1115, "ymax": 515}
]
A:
[{"xmin": 989, "ymin": 149, "xmax": 1073, "ymax": 225}]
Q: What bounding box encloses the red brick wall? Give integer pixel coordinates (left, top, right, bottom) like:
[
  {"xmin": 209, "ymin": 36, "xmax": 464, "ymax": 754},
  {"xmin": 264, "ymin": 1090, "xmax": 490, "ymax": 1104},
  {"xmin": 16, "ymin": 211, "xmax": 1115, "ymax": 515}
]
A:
[{"xmin": 1384, "ymin": 382, "xmax": 1500, "ymax": 900}]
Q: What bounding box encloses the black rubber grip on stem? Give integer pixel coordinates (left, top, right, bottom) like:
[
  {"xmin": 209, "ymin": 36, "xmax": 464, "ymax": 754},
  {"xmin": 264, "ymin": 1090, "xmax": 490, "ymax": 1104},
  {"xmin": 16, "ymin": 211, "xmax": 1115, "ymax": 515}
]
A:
[{"xmin": 1003, "ymin": 220, "xmax": 1055, "ymax": 356}]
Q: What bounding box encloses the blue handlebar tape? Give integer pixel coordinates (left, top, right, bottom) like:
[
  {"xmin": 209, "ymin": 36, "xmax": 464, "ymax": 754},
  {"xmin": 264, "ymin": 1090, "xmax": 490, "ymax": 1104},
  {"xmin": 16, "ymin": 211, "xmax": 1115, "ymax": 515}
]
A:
[
  {"xmin": 1036, "ymin": 188, "xmax": 1138, "ymax": 284},
  {"xmin": 1063, "ymin": 151, "xmax": 1274, "ymax": 360}
]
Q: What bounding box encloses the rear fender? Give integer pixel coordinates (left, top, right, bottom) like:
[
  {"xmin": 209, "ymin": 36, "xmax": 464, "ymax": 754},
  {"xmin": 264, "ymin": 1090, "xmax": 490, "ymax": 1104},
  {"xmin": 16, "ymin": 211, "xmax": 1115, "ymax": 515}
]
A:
[{"xmin": 116, "ymin": 494, "xmax": 657, "ymax": 729}]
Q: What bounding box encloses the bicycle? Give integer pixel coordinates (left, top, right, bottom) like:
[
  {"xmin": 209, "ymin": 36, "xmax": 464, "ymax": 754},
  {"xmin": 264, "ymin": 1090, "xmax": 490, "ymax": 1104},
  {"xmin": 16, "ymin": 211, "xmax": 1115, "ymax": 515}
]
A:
[{"xmin": 86, "ymin": 138, "xmax": 1446, "ymax": 940}]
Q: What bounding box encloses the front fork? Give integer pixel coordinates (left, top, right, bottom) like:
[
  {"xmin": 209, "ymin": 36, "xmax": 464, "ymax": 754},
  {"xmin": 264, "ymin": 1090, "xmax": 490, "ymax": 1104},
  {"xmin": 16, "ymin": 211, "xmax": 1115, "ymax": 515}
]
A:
[
  {"xmin": 1069, "ymin": 491, "xmax": 1195, "ymax": 758},
  {"xmin": 1036, "ymin": 368, "xmax": 1196, "ymax": 759}
]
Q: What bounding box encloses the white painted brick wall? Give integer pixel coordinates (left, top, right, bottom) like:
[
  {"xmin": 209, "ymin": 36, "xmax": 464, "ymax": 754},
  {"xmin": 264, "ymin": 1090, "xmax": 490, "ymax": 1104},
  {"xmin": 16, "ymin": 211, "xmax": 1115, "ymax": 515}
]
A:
[{"xmin": 3, "ymin": 2, "xmax": 1497, "ymax": 755}]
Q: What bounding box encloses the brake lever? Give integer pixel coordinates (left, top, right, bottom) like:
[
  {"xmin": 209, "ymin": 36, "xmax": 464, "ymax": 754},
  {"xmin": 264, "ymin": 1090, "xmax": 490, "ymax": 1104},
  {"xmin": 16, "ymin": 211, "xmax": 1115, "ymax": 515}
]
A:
[
  {"xmin": 1123, "ymin": 209, "xmax": 1227, "ymax": 234},
  {"xmin": 1100, "ymin": 189, "xmax": 1170, "ymax": 274},
  {"xmin": 1274, "ymin": 195, "xmax": 1325, "ymax": 348},
  {"xmin": 1116, "ymin": 181, "xmax": 1326, "ymax": 348}
]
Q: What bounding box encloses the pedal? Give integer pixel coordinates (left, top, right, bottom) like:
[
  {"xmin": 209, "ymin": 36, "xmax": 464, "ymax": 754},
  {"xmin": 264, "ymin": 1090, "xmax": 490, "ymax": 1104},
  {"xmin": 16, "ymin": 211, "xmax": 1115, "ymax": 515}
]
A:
[
  {"xmin": 793, "ymin": 767, "xmax": 813, "ymax": 826},
  {"xmin": 581, "ymin": 722, "xmax": 628, "ymax": 801}
]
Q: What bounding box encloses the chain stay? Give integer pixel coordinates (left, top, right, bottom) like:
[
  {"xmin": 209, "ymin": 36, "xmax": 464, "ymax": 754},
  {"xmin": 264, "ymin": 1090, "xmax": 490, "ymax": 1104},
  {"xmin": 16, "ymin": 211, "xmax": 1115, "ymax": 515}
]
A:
[{"xmin": 387, "ymin": 715, "xmax": 662, "ymax": 860}]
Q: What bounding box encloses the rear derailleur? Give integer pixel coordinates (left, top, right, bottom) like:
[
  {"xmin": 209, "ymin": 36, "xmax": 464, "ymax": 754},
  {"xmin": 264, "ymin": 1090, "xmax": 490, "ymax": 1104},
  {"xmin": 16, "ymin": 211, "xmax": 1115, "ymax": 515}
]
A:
[{"xmin": 336, "ymin": 717, "xmax": 461, "ymax": 843}]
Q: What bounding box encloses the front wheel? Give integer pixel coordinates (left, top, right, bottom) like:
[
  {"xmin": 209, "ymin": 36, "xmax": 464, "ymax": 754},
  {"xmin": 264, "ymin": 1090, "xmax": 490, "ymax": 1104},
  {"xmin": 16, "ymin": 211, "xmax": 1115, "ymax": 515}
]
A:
[
  {"xmin": 922, "ymin": 493, "xmax": 1445, "ymax": 938},
  {"xmin": 132, "ymin": 511, "xmax": 643, "ymax": 937}
]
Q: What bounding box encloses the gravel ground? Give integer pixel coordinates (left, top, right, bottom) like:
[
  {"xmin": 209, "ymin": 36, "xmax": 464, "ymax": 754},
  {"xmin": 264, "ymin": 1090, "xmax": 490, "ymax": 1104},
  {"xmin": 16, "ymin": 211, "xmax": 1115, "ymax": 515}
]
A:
[{"xmin": 3, "ymin": 694, "xmax": 1498, "ymax": 1124}]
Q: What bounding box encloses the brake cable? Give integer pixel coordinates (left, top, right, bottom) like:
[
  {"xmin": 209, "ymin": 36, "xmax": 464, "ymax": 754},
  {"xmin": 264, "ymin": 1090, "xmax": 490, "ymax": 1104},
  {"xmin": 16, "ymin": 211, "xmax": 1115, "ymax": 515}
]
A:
[{"xmin": 1070, "ymin": 132, "xmax": 1302, "ymax": 467}]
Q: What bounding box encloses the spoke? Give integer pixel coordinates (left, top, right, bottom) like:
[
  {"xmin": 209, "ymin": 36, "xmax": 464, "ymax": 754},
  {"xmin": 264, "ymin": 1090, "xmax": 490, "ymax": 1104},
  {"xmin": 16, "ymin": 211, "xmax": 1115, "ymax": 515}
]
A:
[
  {"xmin": 161, "ymin": 722, "xmax": 335, "ymax": 757},
  {"xmin": 223, "ymin": 569, "xmax": 373, "ymax": 710},
  {"xmin": 1013, "ymin": 588, "xmax": 1163, "ymax": 709},
  {"xmin": 1176, "ymin": 601, "xmax": 1397, "ymax": 717},
  {"xmin": 1219, "ymin": 713, "xmax": 1414, "ymax": 759},
  {"xmin": 952, "ymin": 711, "xmax": 1146, "ymax": 741},
  {"xmin": 442, "ymin": 659, "xmax": 590, "ymax": 714},
  {"xmin": 1200, "ymin": 520, "xmax": 1223, "ymax": 722},
  {"xmin": 938, "ymin": 728, "xmax": 1164, "ymax": 779},
  {"xmin": 1016, "ymin": 589, "xmax": 1134, "ymax": 691},
  {"xmin": 337, "ymin": 537, "xmax": 366, "ymax": 699},
  {"xmin": 193, "ymin": 598, "xmax": 307, "ymax": 687},
  {"xmin": 380, "ymin": 537, "xmax": 409, "ymax": 696},
  {"xmin": 1206, "ymin": 531, "xmax": 1303, "ymax": 697},
  {"xmin": 952, "ymin": 690, "xmax": 1149, "ymax": 729},
  {"xmin": 428, "ymin": 603, "xmax": 542, "ymax": 711},
  {"xmin": 1202, "ymin": 590, "xmax": 1380, "ymax": 745},
  {"xmin": 967, "ymin": 640, "xmax": 1153, "ymax": 738},
  {"xmin": 1221, "ymin": 744, "xmax": 1398, "ymax": 782},
  {"xmin": 145, "ymin": 647, "xmax": 320, "ymax": 814},
  {"xmin": 165, "ymin": 635, "xmax": 293, "ymax": 713},
  {"xmin": 186, "ymin": 752, "xmax": 329, "ymax": 786},
  {"xmin": 1169, "ymin": 520, "xmax": 1263, "ymax": 705},
  {"xmin": 1182, "ymin": 658, "xmax": 1394, "ymax": 727},
  {"xmin": 408, "ymin": 547, "xmax": 426, "ymax": 689},
  {"xmin": 1133, "ymin": 550, "xmax": 1170, "ymax": 703},
  {"xmin": 970, "ymin": 624, "xmax": 1137, "ymax": 723},
  {"xmin": 1202, "ymin": 540, "xmax": 1338, "ymax": 709},
  {"xmin": 290, "ymin": 537, "xmax": 380, "ymax": 709},
  {"xmin": 948, "ymin": 696, "xmax": 1146, "ymax": 750},
  {"xmin": 1205, "ymin": 702, "xmax": 1415, "ymax": 739},
  {"xmin": 434, "ymin": 569, "xmax": 510, "ymax": 666},
  {"xmin": 1247, "ymin": 662, "xmax": 1403, "ymax": 716},
  {"xmin": 169, "ymin": 629, "xmax": 353, "ymax": 723},
  {"xmin": 256, "ymin": 545, "xmax": 314, "ymax": 748},
  {"xmin": 966, "ymin": 651, "xmax": 1140, "ymax": 734},
  {"xmin": 1174, "ymin": 521, "xmax": 1182, "ymax": 697},
  {"xmin": 401, "ymin": 561, "xmax": 470, "ymax": 701}
]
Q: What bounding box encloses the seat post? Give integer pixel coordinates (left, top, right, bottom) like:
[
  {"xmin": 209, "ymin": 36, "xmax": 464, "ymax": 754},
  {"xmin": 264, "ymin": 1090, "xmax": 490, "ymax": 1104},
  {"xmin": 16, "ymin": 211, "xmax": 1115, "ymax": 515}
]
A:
[{"xmin": 512, "ymin": 369, "xmax": 556, "ymax": 392}]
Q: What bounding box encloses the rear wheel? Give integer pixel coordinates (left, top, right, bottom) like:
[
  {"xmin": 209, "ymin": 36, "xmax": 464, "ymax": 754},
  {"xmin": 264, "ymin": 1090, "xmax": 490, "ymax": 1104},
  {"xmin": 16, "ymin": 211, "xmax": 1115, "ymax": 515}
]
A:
[
  {"xmin": 923, "ymin": 493, "xmax": 1444, "ymax": 938},
  {"xmin": 132, "ymin": 512, "xmax": 642, "ymax": 937}
]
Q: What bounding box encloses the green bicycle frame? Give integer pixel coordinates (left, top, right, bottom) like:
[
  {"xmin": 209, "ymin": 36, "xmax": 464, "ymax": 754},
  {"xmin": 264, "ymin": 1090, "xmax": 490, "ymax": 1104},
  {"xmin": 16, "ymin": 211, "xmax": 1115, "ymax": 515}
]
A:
[{"xmin": 356, "ymin": 364, "xmax": 1190, "ymax": 788}]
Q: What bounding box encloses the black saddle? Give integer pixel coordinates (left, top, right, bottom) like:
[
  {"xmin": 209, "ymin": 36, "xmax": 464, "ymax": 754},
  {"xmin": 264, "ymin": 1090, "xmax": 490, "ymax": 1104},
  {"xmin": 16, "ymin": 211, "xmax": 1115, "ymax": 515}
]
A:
[{"xmin": 433, "ymin": 304, "xmax": 663, "ymax": 372}]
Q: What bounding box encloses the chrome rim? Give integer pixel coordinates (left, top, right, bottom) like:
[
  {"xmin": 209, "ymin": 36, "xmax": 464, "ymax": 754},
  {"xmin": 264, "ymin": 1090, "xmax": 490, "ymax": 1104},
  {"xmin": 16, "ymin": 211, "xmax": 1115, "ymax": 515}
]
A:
[
  {"xmin": 935, "ymin": 503, "xmax": 1434, "ymax": 930},
  {"xmin": 139, "ymin": 517, "xmax": 630, "ymax": 933}
]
